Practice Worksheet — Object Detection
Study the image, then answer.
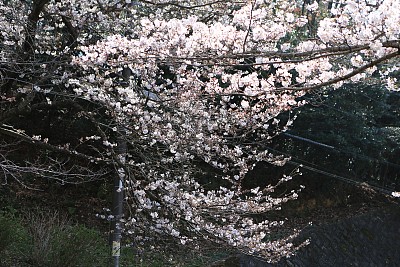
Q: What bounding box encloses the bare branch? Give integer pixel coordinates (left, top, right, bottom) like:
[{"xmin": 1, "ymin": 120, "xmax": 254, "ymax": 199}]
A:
[
  {"xmin": 0, "ymin": 124, "xmax": 111, "ymax": 165},
  {"xmin": 138, "ymin": 0, "xmax": 245, "ymax": 9},
  {"xmin": 278, "ymin": 50, "xmax": 400, "ymax": 92}
]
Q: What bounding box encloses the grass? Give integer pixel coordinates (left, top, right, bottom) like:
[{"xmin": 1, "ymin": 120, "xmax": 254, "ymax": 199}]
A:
[
  {"xmin": 0, "ymin": 209, "xmax": 232, "ymax": 267},
  {"xmin": 0, "ymin": 210, "xmax": 110, "ymax": 267},
  {"xmin": 0, "ymin": 212, "xmax": 31, "ymax": 267}
]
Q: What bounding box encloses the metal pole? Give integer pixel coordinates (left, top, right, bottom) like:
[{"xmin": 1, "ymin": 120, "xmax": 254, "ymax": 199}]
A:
[{"xmin": 111, "ymin": 132, "xmax": 127, "ymax": 267}]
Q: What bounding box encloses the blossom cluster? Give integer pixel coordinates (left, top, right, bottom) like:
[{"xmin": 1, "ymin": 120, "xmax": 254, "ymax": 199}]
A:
[
  {"xmin": 1, "ymin": 0, "xmax": 399, "ymax": 261},
  {"xmin": 70, "ymin": 0, "xmax": 398, "ymax": 259}
]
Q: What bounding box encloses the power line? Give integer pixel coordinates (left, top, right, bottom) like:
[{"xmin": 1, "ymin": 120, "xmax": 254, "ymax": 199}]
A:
[
  {"xmin": 305, "ymin": 83, "xmax": 391, "ymax": 114},
  {"xmin": 300, "ymin": 84, "xmax": 399, "ymax": 129},
  {"xmin": 271, "ymin": 85, "xmax": 400, "ymax": 197},
  {"xmin": 286, "ymin": 160, "xmax": 394, "ymax": 196},
  {"xmin": 283, "ymin": 132, "xmax": 335, "ymax": 149},
  {"xmin": 264, "ymin": 145, "xmax": 398, "ymax": 198},
  {"xmin": 282, "ymin": 132, "xmax": 400, "ymax": 170}
]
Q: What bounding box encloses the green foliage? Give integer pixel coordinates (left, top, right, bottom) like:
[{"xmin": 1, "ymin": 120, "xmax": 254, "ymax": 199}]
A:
[
  {"xmin": 0, "ymin": 209, "xmax": 228, "ymax": 267},
  {"xmin": 0, "ymin": 213, "xmax": 31, "ymax": 267},
  {"xmin": 106, "ymin": 247, "xmax": 172, "ymax": 267},
  {"xmin": 281, "ymin": 83, "xmax": 400, "ymax": 189},
  {"xmin": 50, "ymin": 225, "xmax": 109, "ymax": 267},
  {"xmin": 24, "ymin": 211, "xmax": 110, "ymax": 267},
  {"xmin": 118, "ymin": 246, "xmax": 233, "ymax": 267},
  {"xmin": 0, "ymin": 214, "xmax": 17, "ymax": 253},
  {"xmin": 0, "ymin": 210, "xmax": 110, "ymax": 267},
  {"xmin": 242, "ymin": 83, "xmax": 400, "ymax": 204}
]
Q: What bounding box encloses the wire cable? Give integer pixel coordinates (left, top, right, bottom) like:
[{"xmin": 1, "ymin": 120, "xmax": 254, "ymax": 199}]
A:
[
  {"xmin": 282, "ymin": 132, "xmax": 400, "ymax": 169},
  {"xmin": 264, "ymin": 145, "xmax": 398, "ymax": 198}
]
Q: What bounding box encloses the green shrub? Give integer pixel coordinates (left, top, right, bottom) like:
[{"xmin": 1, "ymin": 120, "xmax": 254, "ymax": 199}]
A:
[
  {"xmin": 0, "ymin": 213, "xmax": 31, "ymax": 267},
  {"xmin": 1, "ymin": 209, "xmax": 227, "ymax": 267},
  {"xmin": 0, "ymin": 214, "xmax": 14, "ymax": 253},
  {"xmin": 49, "ymin": 224, "xmax": 109, "ymax": 267},
  {"xmin": 22, "ymin": 210, "xmax": 109, "ymax": 267},
  {"xmin": 0, "ymin": 209, "xmax": 117, "ymax": 267}
]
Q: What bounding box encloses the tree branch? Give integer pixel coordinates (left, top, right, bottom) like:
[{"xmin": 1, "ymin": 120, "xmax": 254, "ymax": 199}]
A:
[
  {"xmin": 0, "ymin": 124, "xmax": 112, "ymax": 165},
  {"xmin": 279, "ymin": 50, "xmax": 400, "ymax": 92},
  {"xmin": 138, "ymin": 0, "xmax": 244, "ymax": 9}
]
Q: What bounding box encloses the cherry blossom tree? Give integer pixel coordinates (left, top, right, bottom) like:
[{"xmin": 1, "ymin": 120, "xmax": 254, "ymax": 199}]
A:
[{"xmin": 1, "ymin": 0, "xmax": 399, "ymax": 262}]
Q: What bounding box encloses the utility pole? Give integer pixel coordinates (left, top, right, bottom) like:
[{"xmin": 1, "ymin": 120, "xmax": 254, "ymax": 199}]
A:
[{"xmin": 110, "ymin": 130, "xmax": 127, "ymax": 267}]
